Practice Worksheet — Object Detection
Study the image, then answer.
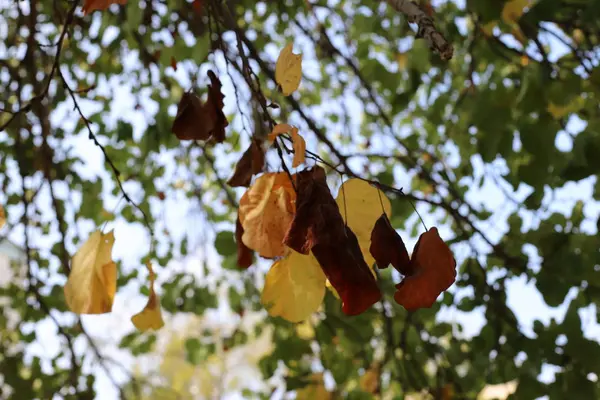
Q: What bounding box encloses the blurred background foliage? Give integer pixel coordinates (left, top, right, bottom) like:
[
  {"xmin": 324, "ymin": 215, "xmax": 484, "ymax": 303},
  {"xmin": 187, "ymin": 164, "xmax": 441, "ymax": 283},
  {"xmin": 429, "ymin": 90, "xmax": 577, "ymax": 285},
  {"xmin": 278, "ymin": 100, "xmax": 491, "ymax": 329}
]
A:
[{"xmin": 1, "ymin": 0, "xmax": 600, "ymax": 398}]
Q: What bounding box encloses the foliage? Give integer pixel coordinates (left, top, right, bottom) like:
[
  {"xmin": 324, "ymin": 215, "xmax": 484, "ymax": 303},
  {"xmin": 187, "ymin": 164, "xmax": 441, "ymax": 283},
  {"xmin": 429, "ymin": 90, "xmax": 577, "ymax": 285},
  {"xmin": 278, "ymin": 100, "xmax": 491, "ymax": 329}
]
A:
[{"xmin": 1, "ymin": 0, "xmax": 600, "ymax": 398}]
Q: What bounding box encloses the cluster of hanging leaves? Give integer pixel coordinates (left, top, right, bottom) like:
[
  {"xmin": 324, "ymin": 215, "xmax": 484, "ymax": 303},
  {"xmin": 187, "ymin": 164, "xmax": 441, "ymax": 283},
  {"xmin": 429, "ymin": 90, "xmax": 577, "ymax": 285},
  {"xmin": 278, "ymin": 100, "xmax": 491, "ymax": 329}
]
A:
[{"xmin": 63, "ymin": 3, "xmax": 456, "ymax": 327}]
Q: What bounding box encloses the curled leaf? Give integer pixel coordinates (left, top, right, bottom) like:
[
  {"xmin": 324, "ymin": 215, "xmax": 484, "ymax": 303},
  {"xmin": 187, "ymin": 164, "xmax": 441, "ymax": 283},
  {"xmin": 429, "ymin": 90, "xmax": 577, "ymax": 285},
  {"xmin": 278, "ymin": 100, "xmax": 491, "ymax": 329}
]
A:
[
  {"xmin": 267, "ymin": 123, "xmax": 294, "ymax": 142},
  {"xmin": 267, "ymin": 124, "xmax": 306, "ymax": 168},
  {"xmin": 370, "ymin": 213, "xmax": 412, "ymax": 274},
  {"xmin": 172, "ymin": 70, "xmax": 228, "ymax": 142},
  {"xmin": 227, "ymin": 139, "xmax": 265, "ymax": 187},
  {"xmin": 239, "ymin": 172, "xmax": 296, "ymax": 258},
  {"xmin": 394, "ymin": 227, "xmax": 457, "ymax": 311},
  {"xmin": 82, "ymin": 0, "xmax": 127, "ymax": 15},
  {"xmin": 261, "ymin": 250, "xmax": 326, "ymax": 322},
  {"xmin": 236, "ymin": 215, "xmax": 253, "ymax": 268},
  {"xmin": 275, "ymin": 43, "xmax": 302, "ymax": 96},
  {"xmin": 64, "ymin": 230, "xmax": 117, "ymax": 314},
  {"xmin": 131, "ymin": 262, "xmax": 165, "ymax": 332}
]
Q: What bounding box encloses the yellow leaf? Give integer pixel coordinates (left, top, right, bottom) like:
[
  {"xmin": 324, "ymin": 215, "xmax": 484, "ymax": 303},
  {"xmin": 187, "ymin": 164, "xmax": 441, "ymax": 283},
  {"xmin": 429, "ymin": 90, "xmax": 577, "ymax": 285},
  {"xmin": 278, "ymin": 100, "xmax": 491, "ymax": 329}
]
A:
[
  {"xmin": 131, "ymin": 261, "xmax": 165, "ymax": 332},
  {"xmin": 239, "ymin": 173, "xmax": 296, "ymax": 258},
  {"xmin": 275, "ymin": 43, "xmax": 302, "ymax": 96},
  {"xmin": 64, "ymin": 230, "xmax": 117, "ymax": 314},
  {"xmin": 291, "ymin": 128, "xmax": 306, "ymax": 168},
  {"xmin": 296, "ymin": 373, "xmax": 332, "ymax": 400},
  {"xmin": 261, "ymin": 250, "xmax": 326, "ymax": 322},
  {"xmin": 0, "ymin": 204, "xmax": 5, "ymax": 230},
  {"xmin": 335, "ymin": 179, "xmax": 391, "ymax": 265},
  {"xmin": 295, "ymin": 320, "xmax": 315, "ymax": 340},
  {"xmin": 360, "ymin": 365, "xmax": 379, "ymax": 393},
  {"xmin": 267, "ymin": 123, "xmax": 294, "ymax": 142},
  {"xmin": 396, "ymin": 52, "xmax": 408, "ymax": 70}
]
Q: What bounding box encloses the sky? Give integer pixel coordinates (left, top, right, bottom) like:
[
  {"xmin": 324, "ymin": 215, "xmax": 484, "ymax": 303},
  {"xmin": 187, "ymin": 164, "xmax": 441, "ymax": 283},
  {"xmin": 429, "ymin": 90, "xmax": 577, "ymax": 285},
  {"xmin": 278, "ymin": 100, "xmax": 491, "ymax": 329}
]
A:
[{"xmin": 1, "ymin": 0, "xmax": 599, "ymax": 398}]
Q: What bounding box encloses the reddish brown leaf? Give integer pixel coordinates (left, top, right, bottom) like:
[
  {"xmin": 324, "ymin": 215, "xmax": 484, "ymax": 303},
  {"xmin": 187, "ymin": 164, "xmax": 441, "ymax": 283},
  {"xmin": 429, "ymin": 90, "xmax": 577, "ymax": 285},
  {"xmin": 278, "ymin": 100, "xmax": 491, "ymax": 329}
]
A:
[
  {"xmin": 236, "ymin": 216, "xmax": 253, "ymax": 268},
  {"xmin": 170, "ymin": 56, "xmax": 178, "ymax": 71},
  {"xmin": 82, "ymin": 0, "xmax": 126, "ymax": 15},
  {"xmin": 283, "ymin": 166, "xmax": 345, "ymax": 254},
  {"xmin": 172, "ymin": 70, "xmax": 229, "ymax": 142},
  {"xmin": 312, "ymin": 225, "xmax": 381, "ymax": 316},
  {"xmin": 192, "ymin": 0, "xmax": 204, "ymax": 15},
  {"xmin": 227, "ymin": 139, "xmax": 265, "ymax": 187},
  {"xmin": 369, "ymin": 214, "xmax": 412, "ymax": 275},
  {"xmin": 394, "ymin": 227, "xmax": 456, "ymax": 311}
]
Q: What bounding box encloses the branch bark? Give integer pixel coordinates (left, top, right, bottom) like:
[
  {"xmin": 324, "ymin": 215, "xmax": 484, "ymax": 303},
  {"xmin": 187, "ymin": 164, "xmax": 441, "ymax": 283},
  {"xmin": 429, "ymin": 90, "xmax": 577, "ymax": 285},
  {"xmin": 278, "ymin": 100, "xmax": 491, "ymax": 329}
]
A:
[{"xmin": 386, "ymin": 0, "xmax": 454, "ymax": 60}]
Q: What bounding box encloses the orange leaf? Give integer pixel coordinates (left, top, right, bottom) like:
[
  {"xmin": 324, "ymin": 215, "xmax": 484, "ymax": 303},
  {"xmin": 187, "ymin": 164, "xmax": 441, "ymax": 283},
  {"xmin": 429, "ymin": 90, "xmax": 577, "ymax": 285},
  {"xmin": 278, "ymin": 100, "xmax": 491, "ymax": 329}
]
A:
[
  {"xmin": 236, "ymin": 215, "xmax": 253, "ymax": 268},
  {"xmin": 82, "ymin": 0, "xmax": 127, "ymax": 15},
  {"xmin": 290, "ymin": 128, "xmax": 306, "ymax": 168},
  {"xmin": 171, "ymin": 70, "xmax": 228, "ymax": 142},
  {"xmin": 239, "ymin": 172, "xmax": 296, "ymax": 258},
  {"xmin": 369, "ymin": 213, "xmax": 412, "ymax": 275},
  {"xmin": 267, "ymin": 124, "xmax": 294, "ymax": 142},
  {"xmin": 393, "ymin": 227, "xmax": 456, "ymax": 311},
  {"xmin": 227, "ymin": 139, "xmax": 265, "ymax": 187}
]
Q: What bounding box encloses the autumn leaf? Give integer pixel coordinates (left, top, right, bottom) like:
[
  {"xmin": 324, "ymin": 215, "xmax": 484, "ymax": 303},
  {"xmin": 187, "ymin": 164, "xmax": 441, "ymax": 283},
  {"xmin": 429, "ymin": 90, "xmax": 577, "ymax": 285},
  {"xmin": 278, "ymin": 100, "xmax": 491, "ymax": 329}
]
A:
[
  {"xmin": 0, "ymin": 204, "xmax": 5, "ymax": 230},
  {"xmin": 370, "ymin": 213, "xmax": 412, "ymax": 274},
  {"xmin": 296, "ymin": 373, "xmax": 332, "ymax": 400},
  {"xmin": 267, "ymin": 124, "xmax": 306, "ymax": 168},
  {"xmin": 64, "ymin": 230, "xmax": 117, "ymax": 314},
  {"xmin": 227, "ymin": 139, "xmax": 265, "ymax": 187},
  {"xmin": 82, "ymin": 0, "xmax": 127, "ymax": 15},
  {"xmin": 131, "ymin": 261, "xmax": 165, "ymax": 332},
  {"xmin": 261, "ymin": 250, "xmax": 326, "ymax": 322},
  {"xmin": 238, "ymin": 172, "xmax": 296, "ymax": 258},
  {"xmin": 336, "ymin": 178, "xmax": 391, "ymax": 267},
  {"xmin": 172, "ymin": 70, "xmax": 228, "ymax": 142},
  {"xmin": 275, "ymin": 43, "xmax": 302, "ymax": 96},
  {"xmin": 360, "ymin": 364, "xmax": 380, "ymax": 393},
  {"xmin": 385, "ymin": 227, "xmax": 457, "ymax": 311},
  {"xmin": 235, "ymin": 215, "xmax": 253, "ymax": 268}
]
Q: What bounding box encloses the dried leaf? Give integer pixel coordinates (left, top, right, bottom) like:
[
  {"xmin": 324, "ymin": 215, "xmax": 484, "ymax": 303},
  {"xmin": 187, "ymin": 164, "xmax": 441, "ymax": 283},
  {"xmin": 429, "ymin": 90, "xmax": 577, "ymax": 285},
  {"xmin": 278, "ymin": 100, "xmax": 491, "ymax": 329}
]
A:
[
  {"xmin": 336, "ymin": 178, "xmax": 391, "ymax": 267},
  {"xmin": 131, "ymin": 262, "xmax": 165, "ymax": 332},
  {"xmin": 261, "ymin": 250, "xmax": 326, "ymax": 322},
  {"xmin": 64, "ymin": 230, "xmax": 117, "ymax": 314},
  {"xmin": 360, "ymin": 365, "xmax": 380, "ymax": 393},
  {"xmin": 227, "ymin": 139, "xmax": 265, "ymax": 187},
  {"xmin": 284, "ymin": 166, "xmax": 345, "ymax": 254},
  {"xmin": 239, "ymin": 172, "xmax": 296, "ymax": 258},
  {"xmin": 172, "ymin": 70, "xmax": 228, "ymax": 142},
  {"xmin": 394, "ymin": 227, "xmax": 457, "ymax": 311},
  {"xmin": 290, "ymin": 129, "xmax": 306, "ymax": 168},
  {"xmin": 0, "ymin": 204, "xmax": 5, "ymax": 230},
  {"xmin": 236, "ymin": 215, "xmax": 253, "ymax": 268},
  {"xmin": 267, "ymin": 123, "xmax": 294, "ymax": 142},
  {"xmin": 275, "ymin": 43, "xmax": 302, "ymax": 96},
  {"xmin": 82, "ymin": 0, "xmax": 127, "ymax": 15},
  {"xmin": 370, "ymin": 213, "xmax": 412, "ymax": 274},
  {"xmin": 312, "ymin": 225, "xmax": 381, "ymax": 316}
]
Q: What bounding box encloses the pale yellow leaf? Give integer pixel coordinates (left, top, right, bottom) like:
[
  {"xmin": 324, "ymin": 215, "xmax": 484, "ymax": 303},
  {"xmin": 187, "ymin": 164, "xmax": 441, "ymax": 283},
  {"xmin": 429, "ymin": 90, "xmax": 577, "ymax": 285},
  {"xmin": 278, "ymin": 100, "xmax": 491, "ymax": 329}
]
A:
[
  {"xmin": 275, "ymin": 43, "xmax": 302, "ymax": 96},
  {"xmin": 132, "ymin": 261, "xmax": 165, "ymax": 332},
  {"xmin": 64, "ymin": 230, "xmax": 117, "ymax": 314},
  {"xmin": 336, "ymin": 179, "xmax": 391, "ymax": 266},
  {"xmin": 261, "ymin": 250, "xmax": 326, "ymax": 322}
]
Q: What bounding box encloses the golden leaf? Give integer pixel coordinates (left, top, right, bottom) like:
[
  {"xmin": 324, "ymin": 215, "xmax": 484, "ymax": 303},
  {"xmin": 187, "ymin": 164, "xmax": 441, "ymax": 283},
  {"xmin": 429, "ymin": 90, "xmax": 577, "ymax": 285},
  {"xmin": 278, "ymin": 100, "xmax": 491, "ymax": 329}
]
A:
[
  {"xmin": 261, "ymin": 250, "xmax": 326, "ymax": 322},
  {"xmin": 64, "ymin": 230, "xmax": 117, "ymax": 314},
  {"xmin": 131, "ymin": 261, "xmax": 165, "ymax": 332},
  {"xmin": 275, "ymin": 43, "xmax": 303, "ymax": 96},
  {"xmin": 360, "ymin": 365, "xmax": 380, "ymax": 393},
  {"xmin": 238, "ymin": 172, "xmax": 296, "ymax": 258},
  {"xmin": 296, "ymin": 373, "xmax": 332, "ymax": 400},
  {"xmin": 0, "ymin": 204, "xmax": 5, "ymax": 230},
  {"xmin": 82, "ymin": 0, "xmax": 127, "ymax": 15},
  {"xmin": 290, "ymin": 128, "xmax": 306, "ymax": 168}
]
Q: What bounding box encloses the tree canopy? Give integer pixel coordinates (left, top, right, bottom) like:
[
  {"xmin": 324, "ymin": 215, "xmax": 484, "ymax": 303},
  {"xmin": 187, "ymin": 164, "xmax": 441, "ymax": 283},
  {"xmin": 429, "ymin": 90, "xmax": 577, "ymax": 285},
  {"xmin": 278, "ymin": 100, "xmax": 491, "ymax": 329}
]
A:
[{"xmin": 1, "ymin": 0, "xmax": 600, "ymax": 398}]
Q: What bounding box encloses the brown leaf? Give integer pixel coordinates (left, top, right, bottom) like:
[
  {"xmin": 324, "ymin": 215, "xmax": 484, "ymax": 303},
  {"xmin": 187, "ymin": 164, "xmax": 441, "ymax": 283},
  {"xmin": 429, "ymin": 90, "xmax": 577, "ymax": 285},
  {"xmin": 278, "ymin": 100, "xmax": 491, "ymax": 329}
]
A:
[
  {"xmin": 369, "ymin": 213, "xmax": 412, "ymax": 275},
  {"xmin": 82, "ymin": 0, "xmax": 127, "ymax": 15},
  {"xmin": 283, "ymin": 166, "xmax": 344, "ymax": 254},
  {"xmin": 312, "ymin": 225, "xmax": 381, "ymax": 316},
  {"xmin": 394, "ymin": 227, "xmax": 456, "ymax": 311},
  {"xmin": 236, "ymin": 215, "xmax": 253, "ymax": 268},
  {"xmin": 172, "ymin": 70, "xmax": 228, "ymax": 142},
  {"xmin": 227, "ymin": 139, "xmax": 265, "ymax": 187}
]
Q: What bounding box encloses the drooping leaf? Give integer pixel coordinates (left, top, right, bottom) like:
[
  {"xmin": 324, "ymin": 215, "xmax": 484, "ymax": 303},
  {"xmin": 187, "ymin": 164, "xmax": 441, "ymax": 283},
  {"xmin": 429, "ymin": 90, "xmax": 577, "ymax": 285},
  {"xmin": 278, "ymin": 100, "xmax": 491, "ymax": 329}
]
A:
[
  {"xmin": 394, "ymin": 227, "xmax": 457, "ymax": 311},
  {"xmin": 261, "ymin": 250, "xmax": 326, "ymax": 322},
  {"xmin": 0, "ymin": 204, "xmax": 5, "ymax": 229},
  {"xmin": 268, "ymin": 124, "xmax": 307, "ymax": 168},
  {"xmin": 370, "ymin": 213, "xmax": 412, "ymax": 274},
  {"xmin": 64, "ymin": 230, "xmax": 117, "ymax": 314},
  {"xmin": 131, "ymin": 261, "xmax": 165, "ymax": 332},
  {"xmin": 235, "ymin": 215, "xmax": 253, "ymax": 268},
  {"xmin": 275, "ymin": 43, "xmax": 303, "ymax": 96},
  {"xmin": 227, "ymin": 139, "xmax": 265, "ymax": 187},
  {"xmin": 82, "ymin": 0, "xmax": 127, "ymax": 15},
  {"xmin": 171, "ymin": 70, "xmax": 228, "ymax": 142},
  {"xmin": 238, "ymin": 172, "xmax": 296, "ymax": 258}
]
